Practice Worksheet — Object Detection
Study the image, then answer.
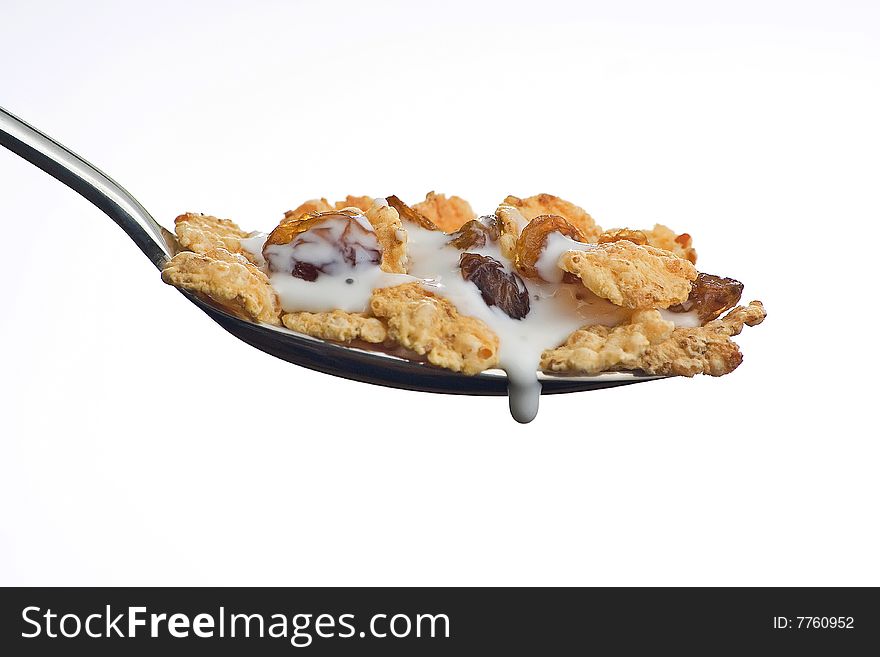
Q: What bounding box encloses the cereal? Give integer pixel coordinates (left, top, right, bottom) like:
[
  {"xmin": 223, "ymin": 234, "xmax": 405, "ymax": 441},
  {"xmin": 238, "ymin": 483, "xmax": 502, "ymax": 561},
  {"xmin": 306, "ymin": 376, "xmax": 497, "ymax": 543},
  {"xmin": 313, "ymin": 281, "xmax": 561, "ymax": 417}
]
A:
[
  {"xmin": 642, "ymin": 224, "xmax": 697, "ymax": 264},
  {"xmin": 412, "ymin": 192, "xmax": 475, "ymax": 232},
  {"xmin": 495, "ymin": 204, "xmax": 529, "ymax": 261},
  {"xmin": 503, "ymin": 194, "xmax": 602, "ymax": 243},
  {"xmin": 334, "ymin": 195, "xmax": 374, "ymax": 212},
  {"xmin": 597, "ymin": 228, "xmax": 648, "ymax": 246},
  {"xmin": 365, "ymin": 199, "xmax": 407, "ymax": 274},
  {"xmin": 626, "ymin": 301, "xmax": 766, "ymax": 376},
  {"xmin": 370, "ymin": 282, "xmax": 500, "ymax": 374},
  {"xmin": 173, "ymin": 212, "xmax": 255, "ymax": 263},
  {"xmin": 161, "ymin": 248, "xmax": 281, "ymax": 324},
  {"xmin": 559, "ymin": 240, "xmax": 697, "ymax": 308},
  {"xmin": 540, "ymin": 310, "xmax": 674, "ymax": 374},
  {"xmin": 282, "ymin": 310, "xmax": 387, "ymax": 343}
]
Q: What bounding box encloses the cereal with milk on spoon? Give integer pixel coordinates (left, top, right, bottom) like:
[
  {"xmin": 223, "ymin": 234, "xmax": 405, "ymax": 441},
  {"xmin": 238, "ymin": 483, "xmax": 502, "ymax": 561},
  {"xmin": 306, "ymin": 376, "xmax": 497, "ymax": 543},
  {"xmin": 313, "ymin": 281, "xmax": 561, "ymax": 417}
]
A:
[{"xmin": 161, "ymin": 192, "xmax": 765, "ymax": 422}]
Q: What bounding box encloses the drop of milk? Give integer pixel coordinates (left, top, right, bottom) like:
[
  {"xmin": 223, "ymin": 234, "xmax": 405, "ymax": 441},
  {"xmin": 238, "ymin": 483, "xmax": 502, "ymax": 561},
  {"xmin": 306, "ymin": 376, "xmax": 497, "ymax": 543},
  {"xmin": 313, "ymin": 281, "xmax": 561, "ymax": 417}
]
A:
[{"xmin": 506, "ymin": 366, "xmax": 542, "ymax": 424}]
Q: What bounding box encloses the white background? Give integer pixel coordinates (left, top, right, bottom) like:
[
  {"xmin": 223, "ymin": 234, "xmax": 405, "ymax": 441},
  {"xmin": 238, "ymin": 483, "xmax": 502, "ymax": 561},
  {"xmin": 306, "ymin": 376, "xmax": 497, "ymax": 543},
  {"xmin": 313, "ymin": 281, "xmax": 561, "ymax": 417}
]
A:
[{"xmin": 1, "ymin": 0, "xmax": 878, "ymax": 586}]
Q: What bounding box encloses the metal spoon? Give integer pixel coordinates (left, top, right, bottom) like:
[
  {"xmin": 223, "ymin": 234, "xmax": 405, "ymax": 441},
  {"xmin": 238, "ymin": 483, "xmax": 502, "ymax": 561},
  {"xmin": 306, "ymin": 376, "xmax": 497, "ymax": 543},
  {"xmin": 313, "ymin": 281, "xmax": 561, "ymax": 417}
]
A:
[{"xmin": 0, "ymin": 105, "xmax": 661, "ymax": 398}]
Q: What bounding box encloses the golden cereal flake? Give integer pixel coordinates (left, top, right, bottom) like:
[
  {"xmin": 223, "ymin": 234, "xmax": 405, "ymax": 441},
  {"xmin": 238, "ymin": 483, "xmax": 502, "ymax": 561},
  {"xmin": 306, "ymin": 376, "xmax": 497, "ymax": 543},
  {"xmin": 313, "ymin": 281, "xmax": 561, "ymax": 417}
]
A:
[
  {"xmin": 161, "ymin": 248, "xmax": 281, "ymax": 325},
  {"xmin": 597, "ymin": 228, "xmax": 648, "ymax": 246},
  {"xmin": 624, "ymin": 301, "xmax": 766, "ymax": 376},
  {"xmin": 495, "ymin": 204, "xmax": 529, "ymax": 261},
  {"xmin": 559, "ymin": 240, "xmax": 697, "ymax": 309},
  {"xmin": 412, "ymin": 192, "xmax": 475, "ymax": 232},
  {"xmin": 642, "ymin": 224, "xmax": 697, "ymax": 264},
  {"xmin": 173, "ymin": 212, "xmax": 255, "ymax": 262},
  {"xmin": 540, "ymin": 310, "xmax": 674, "ymax": 374},
  {"xmin": 282, "ymin": 310, "xmax": 387, "ymax": 343},
  {"xmin": 283, "ymin": 198, "xmax": 334, "ymax": 222},
  {"xmin": 334, "ymin": 195, "xmax": 374, "ymax": 212},
  {"xmin": 370, "ymin": 282, "xmax": 499, "ymax": 374},
  {"xmin": 503, "ymin": 194, "xmax": 602, "ymax": 242},
  {"xmin": 712, "ymin": 301, "xmax": 766, "ymax": 334},
  {"xmin": 365, "ymin": 199, "xmax": 408, "ymax": 274}
]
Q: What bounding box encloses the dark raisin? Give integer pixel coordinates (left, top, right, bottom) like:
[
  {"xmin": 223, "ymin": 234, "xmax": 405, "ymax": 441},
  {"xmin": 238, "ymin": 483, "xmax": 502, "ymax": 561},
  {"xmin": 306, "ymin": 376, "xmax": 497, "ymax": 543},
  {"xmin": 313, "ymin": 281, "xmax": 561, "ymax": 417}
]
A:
[
  {"xmin": 449, "ymin": 214, "xmax": 501, "ymax": 250},
  {"xmin": 292, "ymin": 261, "xmax": 320, "ymax": 282},
  {"xmin": 459, "ymin": 252, "xmax": 530, "ymax": 320},
  {"xmin": 668, "ymin": 272, "xmax": 744, "ymax": 322}
]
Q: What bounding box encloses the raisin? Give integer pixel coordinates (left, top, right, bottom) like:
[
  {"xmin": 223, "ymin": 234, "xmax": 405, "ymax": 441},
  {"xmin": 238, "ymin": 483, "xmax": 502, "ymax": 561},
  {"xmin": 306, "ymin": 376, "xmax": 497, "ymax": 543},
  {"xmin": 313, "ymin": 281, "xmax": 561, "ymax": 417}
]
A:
[
  {"xmin": 448, "ymin": 214, "xmax": 501, "ymax": 250},
  {"xmin": 515, "ymin": 214, "xmax": 585, "ymax": 280},
  {"xmin": 292, "ymin": 261, "xmax": 320, "ymax": 282},
  {"xmin": 459, "ymin": 252, "xmax": 530, "ymax": 319},
  {"xmin": 668, "ymin": 272, "xmax": 744, "ymax": 322},
  {"xmin": 385, "ymin": 194, "xmax": 439, "ymax": 230}
]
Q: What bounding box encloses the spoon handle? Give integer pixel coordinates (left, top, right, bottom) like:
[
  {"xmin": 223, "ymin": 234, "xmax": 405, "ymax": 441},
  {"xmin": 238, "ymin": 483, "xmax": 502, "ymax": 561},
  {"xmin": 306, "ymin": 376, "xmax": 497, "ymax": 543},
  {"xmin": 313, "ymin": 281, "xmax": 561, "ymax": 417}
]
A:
[{"xmin": 0, "ymin": 106, "xmax": 173, "ymax": 270}]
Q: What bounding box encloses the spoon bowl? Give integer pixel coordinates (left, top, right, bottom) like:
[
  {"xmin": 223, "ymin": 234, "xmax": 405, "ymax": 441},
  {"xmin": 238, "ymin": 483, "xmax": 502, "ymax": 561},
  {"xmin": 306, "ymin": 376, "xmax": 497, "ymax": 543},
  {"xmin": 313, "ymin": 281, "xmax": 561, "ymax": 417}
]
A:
[{"xmin": 0, "ymin": 105, "xmax": 663, "ymax": 398}]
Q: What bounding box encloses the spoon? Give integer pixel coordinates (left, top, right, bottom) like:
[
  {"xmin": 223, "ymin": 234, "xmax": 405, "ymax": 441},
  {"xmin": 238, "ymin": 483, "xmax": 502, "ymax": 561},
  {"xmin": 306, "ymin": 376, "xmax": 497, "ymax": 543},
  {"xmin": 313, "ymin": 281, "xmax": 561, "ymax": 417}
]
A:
[{"xmin": 0, "ymin": 105, "xmax": 662, "ymax": 411}]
